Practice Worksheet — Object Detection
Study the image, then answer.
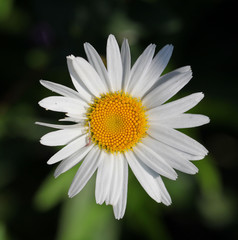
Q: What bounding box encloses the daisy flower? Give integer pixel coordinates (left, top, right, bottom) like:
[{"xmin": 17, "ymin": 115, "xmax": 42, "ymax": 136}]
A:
[{"xmin": 37, "ymin": 34, "xmax": 209, "ymax": 219}]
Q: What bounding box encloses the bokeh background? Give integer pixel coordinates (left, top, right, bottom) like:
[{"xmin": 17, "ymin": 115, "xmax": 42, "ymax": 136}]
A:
[{"xmin": 0, "ymin": 0, "xmax": 237, "ymax": 239}]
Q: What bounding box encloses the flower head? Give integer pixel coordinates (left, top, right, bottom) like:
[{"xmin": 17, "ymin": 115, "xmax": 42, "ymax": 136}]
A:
[{"xmin": 37, "ymin": 34, "xmax": 209, "ymax": 219}]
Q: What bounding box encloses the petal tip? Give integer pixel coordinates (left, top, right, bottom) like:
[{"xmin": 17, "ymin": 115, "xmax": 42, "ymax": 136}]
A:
[
  {"xmin": 108, "ymin": 34, "xmax": 116, "ymax": 39},
  {"xmin": 39, "ymin": 79, "xmax": 46, "ymax": 85},
  {"xmin": 66, "ymin": 55, "xmax": 75, "ymax": 60},
  {"xmin": 47, "ymin": 158, "xmax": 55, "ymax": 165},
  {"xmin": 206, "ymin": 116, "xmax": 211, "ymax": 124}
]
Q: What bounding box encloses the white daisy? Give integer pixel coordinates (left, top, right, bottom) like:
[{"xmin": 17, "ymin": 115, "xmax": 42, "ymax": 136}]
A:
[{"xmin": 37, "ymin": 34, "xmax": 209, "ymax": 219}]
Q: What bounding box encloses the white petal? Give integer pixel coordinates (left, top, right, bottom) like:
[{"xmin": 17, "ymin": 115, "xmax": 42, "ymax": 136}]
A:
[
  {"xmin": 133, "ymin": 142, "xmax": 178, "ymax": 180},
  {"xmin": 40, "ymin": 80, "xmax": 85, "ymax": 101},
  {"xmin": 40, "ymin": 128, "xmax": 83, "ymax": 146},
  {"xmin": 105, "ymin": 154, "xmax": 124, "ymax": 206},
  {"xmin": 148, "ymin": 125, "xmax": 208, "ymax": 156},
  {"xmin": 151, "ymin": 113, "xmax": 210, "ymax": 129},
  {"xmin": 67, "ymin": 56, "xmax": 92, "ymax": 102},
  {"xmin": 65, "ymin": 113, "xmax": 87, "ymax": 121},
  {"xmin": 156, "ymin": 176, "xmax": 171, "ymax": 206},
  {"xmin": 178, "ymin": 152, "xmax": 205, "ymax": 161},
  {"xmin": 125, "ymin": 151, "xmax": 161, "ymax": 202},
  {"xmin": 38, "ymin": 96, "xmax": 86, "ymax": 115},
  {"xmin": 47, "ymin": 134, "xmax": 87, "ymax": 164},
  {"xmin": 147, "ymin": 92, "xmax": 204, "ymax": 118},
  {"xmin": 84, "ymin": 43, "xmax": 111, "ymax": 91},
  {"xmin": 121, "ymin": 38, "xmax": 131, "ymax": 91},
  {"xmin": 113, "ymin": 154, "xmax": 128, "ymax": 220},
  {"xmin": 142, "ymin": 67, "xmax": 192, "ymax": 108},
  {"xmin": 35, "ymin": 122, "xmax": 83, "ymax": 129},
  {"xmin": 142, "ymin": 136, "xmax": 199, "ymax": 174},
  {"xmin": 58, "ymin": 117, "xmax": 81, "ymax": 123},
  {"xmin": 127, "ymin": 44, "xmax": 156, "ymax": 95},
  {"xmin": 68, "ymin": 56, "xmax": 107, "ymax": 97},
  {"xmin": 106, "ymin": 34, "xmax": 123, "ymax": 91},
  {"xmin": 68, "ymin": 146, "xmax": 102, "ymax": 197},
  {"xmin": 138, "ymin": 44, "xmax": 174, "ymax": 97},
  {"xmin": 54, "ymin": 144, "xmax": 94, "ymax": 177},
  {"xmin": 95, "ymin": 151, "xmax": 114, "ymax": 205}
]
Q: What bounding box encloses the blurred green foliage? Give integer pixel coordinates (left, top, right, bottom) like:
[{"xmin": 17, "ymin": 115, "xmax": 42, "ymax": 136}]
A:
[{"xmin": 0, "ymin": 0, "xmax": 238, "ymax": 239}]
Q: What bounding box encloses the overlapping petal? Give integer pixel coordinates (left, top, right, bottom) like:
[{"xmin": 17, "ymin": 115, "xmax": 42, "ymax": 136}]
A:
[
  {"xmin": 84, "ymin": 42, "xmax": 111, "ymax": 91},
  {"xmin": 146, "ymin": 92, "xmax": 204, "ymax": 117},
  {"xmin": 142, "ymin": 136, "xmax": 199, "ymax": 174},
  {"xmin": 47, "ymin": 134, "xmax": 87, "ymax": 164},
  {"xmin": 40, "ymin": 80, "xmax": 85, "ymax": 100},
  {"xmin": 95, "ymin": 152, "xmax": 114, "ymax": 204},
  {"xmin": 127, "ymin": 44, "xmax": 156, "ymax": 95},
  {"xmin": 133, "ymin": 142, "xmax": 178, "ymax": 180},
  {"xmin": 68, "ymin": 146, "xmax": 102, "ymax": 197},
  {"xmin": 125, "ymin": 151, "xmax": 162, "ymax": 202},
  {"xmin": 67, "ymin": 56, "xmax": 92, "ymax": 102},
  {"xmin": 138, "ymin": 44, "xmax": 174, "ymax": 97},
  {"xmin": 67, "ymin": 55, "xmax": 107, "ymax": 97},
  {"xmin": 147, "ymin": 125, "xmax": 208, "ymax": 156},
  {"xmin": 142, "ymin": 66, "xmax": 192, "ymax": 108},
  {"xmin": 54, "ymin": 145, "xmax": 94, "ymax": 178}
]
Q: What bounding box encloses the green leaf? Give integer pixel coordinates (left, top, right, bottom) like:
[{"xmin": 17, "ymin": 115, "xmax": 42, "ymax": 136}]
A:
[
  {"xmin": 0, "ymin": 222, "xmax": 9, "ymax": 240},
  {"xmin": 196, "ymin": 155, "xmax": 222, "ymax": 196},
  {"xmin": 196, "ymin": 156, "xmax": 236, "ymax": 227},
  {"xmin": 56, "ymin": 176, "xmax": 119, "ymax": 240},
  {"xmin": 33, "ymin": 167, "xmax": 77, "ymax": 211}
]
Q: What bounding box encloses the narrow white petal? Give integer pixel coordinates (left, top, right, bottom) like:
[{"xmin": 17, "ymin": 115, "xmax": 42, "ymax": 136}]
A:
[
  {"xmin": 35, "ymin": 122, "xmax": 82, "ymax": 129},
  {"xmin": 40, "ymin": 128, "xmax": 83, "ymax": 146},
  {"xmin": 156, "ymin": 176, "xmax": 171, "ymax": 206},
  {"xmin": 68, "ymin": 146, "xmax": 102, "ymax": 197},
  {"xmin": 69, "ymin": 56, "xmax": 107, "ymax": 97},
  {"xmin": 148, "ymin": 125, "xmax": 208, "ymax": 156},
  {"xmin": 106, "ymin": 154, "xmax": 124, "ymax": 206},
  {"xmin": 67, "ymin": 56, "xmax": 92, "ymax": 102},
  {"xmin": 127, "ymin": 44, "xmax": 156, "ymax": 95},
  {"xmin": 47, "ymin": 134, "xmax": 87, "ymax": 164},
  {"xmin": 38, "ymin": 96, "xmax": 86, "ymax": 115},
  {"xmin": 113, "ymin": 154, "xmax": 128, "ymax": 220},
  {"xmin": 95, "ymin": 152, "xmax": 114, "ymax": 204},
  {"xmin": 121, "ymin": 39, "xmax": 131, "ymax": 91},
  {"xmin": 176, "ymin": 151, "xmax": 204, "ymax": 161},
  {"xmin": 125, "ymin": 151, "xmax": 162, "ymax": 202},
  {"xmin": 54, "ymin": 144, "xmax": 94, "ymax": 177},
  {"xmin": 143, "ymin": 67, "xmax": 192, "ymax": 108},
  {"xmin": 147, "ymin": 93, "xmax": 204, "ymax": 118},
  {"xmin": 58, "ymin": 117, "xmax": 81, "ymax": 123},
  {"xmin": 40, "ymin": 80, "xmax": 85, "ymax": 101},
  {"xmin": 142, "ymin": 136, "xmax": 199, "ymax": 174},
  {"xmin": 133, "ymin": 143, "xmax": 178, "ymax": 180},
  {"xmin": 138, "ymin": 44, "xmax": 174, "ymax": 97},
  {"xmin": 65, "ymin": 113, "xmax": 87, "ymax": 121},
  {"xmin": 151, "ymin": 114, "xmax": 210, "ymax": 129},
  {"xmin": 107, "ymin": 34, "xmax": 123, "ymax": 91},
  {"xmin": 84, "ymin": 43, "xmax": 111, "ymax": 91}
]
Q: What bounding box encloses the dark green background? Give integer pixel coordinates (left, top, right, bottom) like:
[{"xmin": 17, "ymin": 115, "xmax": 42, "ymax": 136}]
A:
[{"xmin": 0, "ymin": 0, "xmax": 237, "ymax": 239}]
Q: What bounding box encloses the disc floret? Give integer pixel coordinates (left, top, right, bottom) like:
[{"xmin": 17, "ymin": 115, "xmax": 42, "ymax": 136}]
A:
[{"xmin": 86, "ymin": 91, "xmax": 148, "ymax": 153}]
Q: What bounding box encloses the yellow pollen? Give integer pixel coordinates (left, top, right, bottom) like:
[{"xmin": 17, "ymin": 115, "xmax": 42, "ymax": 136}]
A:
[{"xmin": 86, "ymin": 91, "xmax": 148, "ymax": 153}]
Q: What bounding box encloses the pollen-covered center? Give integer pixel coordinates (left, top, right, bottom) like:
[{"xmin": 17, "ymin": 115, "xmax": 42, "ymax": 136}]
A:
[{"xmin": 86, "ymin": 91, "xmax": 148, "ymax": 153}]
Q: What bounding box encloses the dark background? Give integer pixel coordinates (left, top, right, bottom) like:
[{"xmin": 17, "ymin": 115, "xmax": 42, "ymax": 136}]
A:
[{"xmin": 0, "ymin": 0, "xmax": 237, "ymax": 239}]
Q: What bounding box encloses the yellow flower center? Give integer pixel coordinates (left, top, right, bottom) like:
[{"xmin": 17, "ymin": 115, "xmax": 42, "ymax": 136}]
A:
[{"xmin": 86, "ymin": 91, "xmax": 148, "ymax": 153}]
